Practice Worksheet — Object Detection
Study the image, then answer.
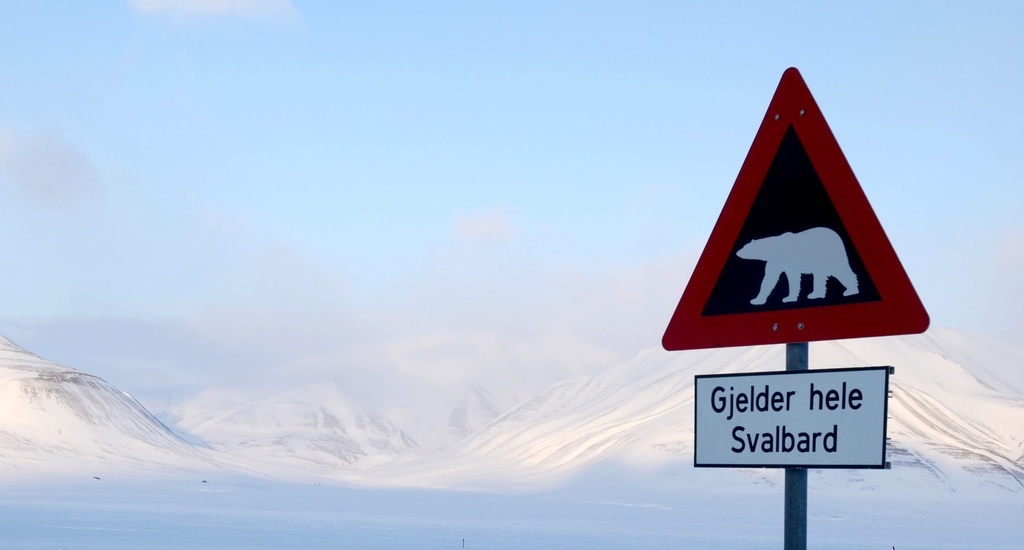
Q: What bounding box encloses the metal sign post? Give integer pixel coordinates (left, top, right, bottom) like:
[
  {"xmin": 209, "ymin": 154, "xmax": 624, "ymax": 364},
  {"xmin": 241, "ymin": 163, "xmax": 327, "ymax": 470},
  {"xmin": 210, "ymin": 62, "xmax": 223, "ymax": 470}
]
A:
[
  {"xmin": 691, "ymin": 354, "xmax": 891, "ymax": 547},
  {"xmin": 784, "ymin": 342, "xmax": 808, "ymax": 550},
  {"xmin": 662, "ymin": 68, "xmax": 927, "ymax": 549}
]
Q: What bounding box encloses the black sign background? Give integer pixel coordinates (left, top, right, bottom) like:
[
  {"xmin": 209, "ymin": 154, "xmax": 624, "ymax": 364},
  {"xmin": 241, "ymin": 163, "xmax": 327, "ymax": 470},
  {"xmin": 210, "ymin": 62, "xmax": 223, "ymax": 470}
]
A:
[{"xmin": 702, "ymin": 126, "xmax": 881, "ymax": 316}]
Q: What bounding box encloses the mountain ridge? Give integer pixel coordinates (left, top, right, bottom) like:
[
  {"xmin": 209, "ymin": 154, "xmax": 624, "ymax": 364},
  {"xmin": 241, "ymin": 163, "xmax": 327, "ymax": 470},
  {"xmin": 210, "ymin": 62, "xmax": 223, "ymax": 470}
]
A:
[
  {"xmin": 0, "ymin": 328, "xmax": 1021, "ymax": 497},
  {"xmin": 0, "ymin": 334, "xmax": 218, "ymax": 479}
]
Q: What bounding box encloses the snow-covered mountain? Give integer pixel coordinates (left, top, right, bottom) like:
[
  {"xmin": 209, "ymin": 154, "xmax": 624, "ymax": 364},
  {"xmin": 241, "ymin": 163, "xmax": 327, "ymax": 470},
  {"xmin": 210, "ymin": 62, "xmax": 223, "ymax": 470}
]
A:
[
  {"xmin": 172, "ymin": 379, "xmax": 420, "ymax": 473},
  {"xmin": 168, "ymin": 330, "xmax": 620, "ymax": 457},
  {"xmin": 1, "ymin": 327, "xmax": 1022, "ymax": 499},
  {"xmin": 0, "ymin": 335, "xmax": 214, "ymax": 479},
  {"xmin": 346, "ymin": 329, "xmax": 1024, "ymax": 493}
]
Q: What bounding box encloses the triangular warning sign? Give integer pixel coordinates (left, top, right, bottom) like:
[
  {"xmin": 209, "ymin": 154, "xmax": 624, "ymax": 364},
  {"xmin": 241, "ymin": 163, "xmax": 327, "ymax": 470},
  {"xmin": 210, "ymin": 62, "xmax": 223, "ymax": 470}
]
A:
[{"xmin": 662, "ymin": 68, "xmax": 928, "ymax": 351}]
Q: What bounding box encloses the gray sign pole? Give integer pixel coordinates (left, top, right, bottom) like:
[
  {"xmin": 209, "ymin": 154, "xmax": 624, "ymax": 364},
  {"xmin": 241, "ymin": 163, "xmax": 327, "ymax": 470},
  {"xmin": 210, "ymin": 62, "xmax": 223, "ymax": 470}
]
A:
[{"xmin": 784, "ymin": 342, "xmax": 808, "ymax": 550}]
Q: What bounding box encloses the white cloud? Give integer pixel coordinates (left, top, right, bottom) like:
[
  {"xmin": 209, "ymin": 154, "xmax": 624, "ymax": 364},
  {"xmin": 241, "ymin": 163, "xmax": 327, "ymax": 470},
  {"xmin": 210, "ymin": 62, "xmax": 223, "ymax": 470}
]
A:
[
  {"xmin": 0, "ymin": 130, "xmax": 104, "ymax": 212},
  {"xmin": 129, "ymin": 0, "xmax": 299, "ymax": 20},
  {"xmin": 453, "ymin": 206, "xmax": 516, "ymax": 242}
]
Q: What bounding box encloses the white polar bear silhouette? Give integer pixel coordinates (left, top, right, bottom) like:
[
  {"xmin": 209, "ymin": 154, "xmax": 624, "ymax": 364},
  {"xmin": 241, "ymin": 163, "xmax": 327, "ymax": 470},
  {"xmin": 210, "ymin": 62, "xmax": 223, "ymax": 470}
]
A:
[{"xmin": 736, "ymin": 227, "xmax": 859, "ymax": 306}]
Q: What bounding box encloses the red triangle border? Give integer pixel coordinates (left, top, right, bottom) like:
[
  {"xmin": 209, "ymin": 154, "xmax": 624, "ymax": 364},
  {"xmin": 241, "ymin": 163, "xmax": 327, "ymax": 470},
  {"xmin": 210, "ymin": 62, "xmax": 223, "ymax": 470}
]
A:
[{"xmin": 662, "ymin": 68, "xmax": 929, "ymax": 351}]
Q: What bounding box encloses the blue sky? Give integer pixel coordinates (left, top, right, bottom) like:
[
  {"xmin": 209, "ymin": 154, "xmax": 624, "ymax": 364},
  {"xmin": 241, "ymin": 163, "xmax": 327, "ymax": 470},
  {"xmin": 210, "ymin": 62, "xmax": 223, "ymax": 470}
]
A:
[{"xmin": 0, "ymin": 1, "xmax": 1021, "ymax": 388}]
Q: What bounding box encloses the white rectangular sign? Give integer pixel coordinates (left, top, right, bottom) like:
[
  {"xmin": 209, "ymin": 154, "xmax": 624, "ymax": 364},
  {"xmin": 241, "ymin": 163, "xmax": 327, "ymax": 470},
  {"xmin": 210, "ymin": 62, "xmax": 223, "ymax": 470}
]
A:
[{"xmin": 694, "ymin": 367, "xmax": 890, "ymax": 468}]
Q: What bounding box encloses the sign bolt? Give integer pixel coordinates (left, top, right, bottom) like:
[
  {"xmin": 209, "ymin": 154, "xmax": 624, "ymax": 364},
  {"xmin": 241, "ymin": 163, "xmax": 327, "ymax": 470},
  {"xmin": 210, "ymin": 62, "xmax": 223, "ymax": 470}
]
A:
[
  {"xmin": 797, "ymin": 322, "xmax": 805, "ymax": 330},
  {"xmin": 772, "ymin": 323, "xmax": 779, "ymax": 332}
]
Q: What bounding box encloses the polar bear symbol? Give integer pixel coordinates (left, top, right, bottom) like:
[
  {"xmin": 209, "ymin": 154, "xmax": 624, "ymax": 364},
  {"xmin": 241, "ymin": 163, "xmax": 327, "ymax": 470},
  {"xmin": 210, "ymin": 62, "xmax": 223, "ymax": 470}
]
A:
[{"xmin": 736, "ymin": 227, "xmax": 859, "ymax": 306}]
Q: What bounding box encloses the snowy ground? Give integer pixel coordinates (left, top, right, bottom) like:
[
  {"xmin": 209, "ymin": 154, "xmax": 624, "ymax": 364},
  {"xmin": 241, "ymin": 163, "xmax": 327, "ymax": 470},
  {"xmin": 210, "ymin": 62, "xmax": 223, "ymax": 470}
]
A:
[{"xmin": 1, "ymin": 471, "xmax": 1020, "ymax": 549}]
